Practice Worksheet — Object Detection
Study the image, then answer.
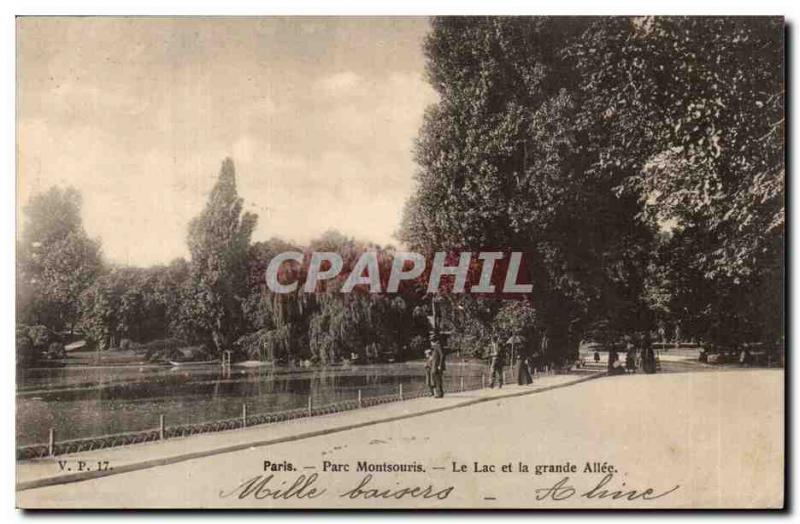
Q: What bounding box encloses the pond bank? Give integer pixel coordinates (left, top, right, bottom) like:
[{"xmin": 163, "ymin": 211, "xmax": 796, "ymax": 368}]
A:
[
  {"xmin": 17, "ymin": 372, "xmax": 602, "ymax": 491},
  {"xmin": 16, "ymin": 360, "xmax": 494, "ymax": 446},
  {"xmin": 17, "ymin": 369, "xmax": 783, "ymax": 508}
]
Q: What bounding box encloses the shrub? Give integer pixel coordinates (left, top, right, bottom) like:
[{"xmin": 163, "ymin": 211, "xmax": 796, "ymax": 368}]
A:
[
  {"xmin": 16, "ymin": 326, "xmax": 38, "ymax": 367},
  {"xmin": 138, "ymin": 337, "xmax": 189, "ymax": 360},
  {"xmin": 26, "ymin": 325, "xmax": 55, "ymax": 349},
  {"xmin": 16, "ymin": 324, "xmax": 61, "ymax": 367},
  {"xmin": 365, "ymin": 342, "xmax": 381, "ymax": 363},
  {"xmin": 408, "ymin": 335, "xmax": 428, "ymax": 358},
  {"xmin": 46, "ymin": 341, "xmax": 66, "ymax": 359}
]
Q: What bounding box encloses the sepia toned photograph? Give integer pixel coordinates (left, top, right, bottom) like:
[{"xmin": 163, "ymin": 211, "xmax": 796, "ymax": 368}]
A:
[{"xmin": 14, "ymin": 15, "xmax": 784, "ymax": 509}]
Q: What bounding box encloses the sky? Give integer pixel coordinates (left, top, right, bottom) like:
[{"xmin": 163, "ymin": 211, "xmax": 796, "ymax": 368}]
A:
[{"xmin": 17, "ymin": 17, "xmax": 438, "ymax": 266}]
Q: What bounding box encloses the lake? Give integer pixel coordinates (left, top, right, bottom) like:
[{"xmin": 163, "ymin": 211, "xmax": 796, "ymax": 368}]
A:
[{"xmin": 16, "ymin": 361, "xmax": 489, "ymax": 447}]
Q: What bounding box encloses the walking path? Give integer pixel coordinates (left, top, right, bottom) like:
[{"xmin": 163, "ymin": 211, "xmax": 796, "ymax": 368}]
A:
[
  {"xmin": 16, "ymin": 368, "xmax": 783, "ymax": 509},
  {"xmin": 17, "ymin": 372, "xmax": 600, "ymax": 492}
]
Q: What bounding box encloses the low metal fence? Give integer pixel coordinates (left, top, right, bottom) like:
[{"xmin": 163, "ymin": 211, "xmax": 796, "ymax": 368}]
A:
[{"xmin": 17, "ymin": 371, "xmax": 506, "ymax": 460}]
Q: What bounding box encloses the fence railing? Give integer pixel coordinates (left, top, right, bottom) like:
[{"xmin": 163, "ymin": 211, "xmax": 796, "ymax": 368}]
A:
[{"xmin": 19, "ymin": 369, "xmax": 533, "ymax": 460}]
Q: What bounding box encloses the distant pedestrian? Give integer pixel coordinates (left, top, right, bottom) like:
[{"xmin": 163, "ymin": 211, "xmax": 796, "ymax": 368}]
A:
[
  {"xmin": 641, "ymin": 346, "xmax": 656, "ymax": 374},
  {"xmin": 489, "ymin": 342, "xmax": 505, "ymax": 388},
  {"xmin": 739, "ymin": 348, "xmax": 751, "ymax": 367},
  {"xmin": 518, "ymin": 355, "xmax": 533, "ymax": 385},
  {"xmin": 593, "ymin": 351, "xmax": 600, "ymax": 363},
  {"xmin": 625, "ymin": 351, "xmax": 636, "ymax": 374},
  {"xmin": 608, "ymin": 348, "xmax": 625, "ymax": 375},
  {"xmin": 431, "ymin": 336, "xmax": 446, "ymax": 398},
  {"xmin": 424, "ymin": 349, "xmax": 435, "ymax": 396}
]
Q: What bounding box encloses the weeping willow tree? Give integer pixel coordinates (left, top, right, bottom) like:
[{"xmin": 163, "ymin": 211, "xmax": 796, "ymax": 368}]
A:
[
  {"xmin": 236, "ymin": 324, "xmax": 293, "ymax": 362},
  {"xmin": 308, "ymin": 293, "xmax": 418, "ymax": 364},
  {"xmin": 237, "ymin": 288, "xmax": 316, "ymax": 362},
  {"xmin": 239, "ymin": 233, "xmax": 428, "ymax": 364}
]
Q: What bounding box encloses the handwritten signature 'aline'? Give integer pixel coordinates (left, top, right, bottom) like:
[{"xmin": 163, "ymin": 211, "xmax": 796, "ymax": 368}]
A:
[{"xmin": 534, "ymin": 473, "xmax": 680, "ymax": 502}]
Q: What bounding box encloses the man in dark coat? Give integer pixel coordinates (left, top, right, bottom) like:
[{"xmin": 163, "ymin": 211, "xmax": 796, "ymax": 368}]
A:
[
  {"xmin": 431, "ymin": 336, "xmax": 446, "ymax": 398},
  {"xmin": 424, "ymin": 349, "xmax": 435, "ymax": 396},
  {"xmin": 489, "ymin": 342, "xmax": 505, "ymax": 388}
]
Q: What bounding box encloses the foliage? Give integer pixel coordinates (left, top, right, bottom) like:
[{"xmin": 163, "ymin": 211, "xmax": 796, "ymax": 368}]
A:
[
  {"xmin": 138, "ymin": 337, "xmax": 191, "ymax": 360},
  {"xmin": 569, "ymin": 18, "xmax": 783, "ymax": 276},
  {"xmin": 16, "ymin": 324, "xmax": 61, "ymax": 366},
  {"xmin": 236, "ymin": 325, "xmax": 294, "ymax": 362},
  {"xmin": 400, "ymin": 17, "xmax": 783, "ymax": 356},
  {"xmin": 179, "ymin": 158, "xmax": 258, "ymax": 356},
  {"xmin": 567, "ymin": 16, "xmax": 784, "ymax": 347},
  {"xmin": 309, "ymin": 294, "xmax": 421, "ymax": 364},
  {"xmin": 494, "ymin": 300, "xmax": 537, "ymax": 343},
  {"xmin": 47, "ymin": 341, "xmax": 66, "ymax": 359},
  {"xmin": 17, "ymin": 187, "xmax": 102, "ymax": 332},
  {"xmin": 241, "ymin": 231, "xmax": 429, "ymax": 364},
  {"xmin": 400, "ymin": 17, "xmax": 657, "ymax": 361},
  {"xmin": 16, "ymin": 326, "xmax": 37, "ymax": 367},
  {"xmin": 16, "ymin": 18, "xmax": 784, "ymax": 364},
  {"xmin": 77, "ymin": 262, "xmax": 188, "ymax": 350}
]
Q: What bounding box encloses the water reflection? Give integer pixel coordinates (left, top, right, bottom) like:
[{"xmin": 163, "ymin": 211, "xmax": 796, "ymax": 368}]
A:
[{"xmin": 17, "ymin": 362, "xmax": 485, "ymax": 446}]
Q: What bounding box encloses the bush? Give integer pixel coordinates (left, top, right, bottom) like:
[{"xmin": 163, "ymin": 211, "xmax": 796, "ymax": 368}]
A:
[
  {"xmin": 26, "ymin": 325, "xmax": 55, "ymax": 349},
  {"xmin": 408, "ymin": 335, "xmax": 428, "ymax": 358},
  {"xmin": 119, "ymin": 338, "xmax": 133, "ymax": 351},
  {"xmin": 138, "ymin": 337, "xmax": 189, "ymax": 360},
  {"xmin": 46, "ymin": 341, "xmax": 66, "ymax": 360},
  {"xmin": 163, "ymin": 345, "xmax": 210, "ymax": 362},
  {"xmin": 16, "ymin": 326, "xmax": 38, "ymax": 367},
  {"xmin": 16, "ymin": 324, "xmax": 61, "ymax": 367},
  {"xmin": 365, "ymin": 342, "xmax": 380, "ymax": 363}
]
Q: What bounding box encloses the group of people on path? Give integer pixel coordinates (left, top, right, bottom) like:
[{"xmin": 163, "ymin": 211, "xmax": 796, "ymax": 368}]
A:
[
  {"xmin": 488, "ymin": 341, "xmax": 533, "ymax": 388},
  {"xmin": 423, "ymin": 334, "xmax": 536, "ymax": 398},
  {"xmin": 597, "ymin": 343, "xmax": 658, "ymax": 375}
]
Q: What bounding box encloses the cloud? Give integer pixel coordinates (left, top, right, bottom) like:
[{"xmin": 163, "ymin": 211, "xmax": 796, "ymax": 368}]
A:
[
  {"xmin": 316, "ymin": 71, "xmax": 363, "ymax": 95},
  {"xmin": 17, "ymin": 18, "xmax": 437, "ymax": 265}
]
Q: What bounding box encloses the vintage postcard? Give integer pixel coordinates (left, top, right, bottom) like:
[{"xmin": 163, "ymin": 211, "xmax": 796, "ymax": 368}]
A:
[{"xmin": 15, "ymin": 16, "xmax": 784, "ymax": 509}]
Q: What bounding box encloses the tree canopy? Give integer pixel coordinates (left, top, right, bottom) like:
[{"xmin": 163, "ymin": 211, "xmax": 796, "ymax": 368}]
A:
[
  {"xmin": 17, "ymin": 186, "xmax": 102, "ymax": 332},
  {"xmin": 17, "ymin": 17, "xmax": 784, "ymax": 367},
  {"xmin": 401, "ymin": 16, "xmax": 783, "ymax": 356},
  {"xmin": 180, "ymin": 158, "xmax": 258, "ymax": 355}
]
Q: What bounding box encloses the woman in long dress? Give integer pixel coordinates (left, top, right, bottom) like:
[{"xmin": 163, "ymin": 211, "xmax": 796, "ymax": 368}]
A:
[{"xmin": 517, "ymin": 354, "xmax": 533, "ymax": 385}]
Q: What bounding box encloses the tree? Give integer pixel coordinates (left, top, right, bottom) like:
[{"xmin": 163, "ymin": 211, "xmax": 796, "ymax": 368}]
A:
[
  {"xmin": 78, "ymin": 261, "xmax": 189, "ymax": 350},
  {"xmin": 180, "ymin": 158, "xmax": 257, "ymax": 355},
  {"xmin": 567, "ymin": 16, "xmax": 784, "ymax": 347},
  {"xmin": 17, "ymin": 187, "xmax": 102, "ymax": 332},
  {"xmin": 238, "ymin": 236, "xmax": 316, "ymax": 363},
  {"xmin": 400, "ymin": 17, "xmax": 655, "ymax": 362},
  {"xmin": 238, "ymin": 231, "xmax": 428, "ymax": 364}
]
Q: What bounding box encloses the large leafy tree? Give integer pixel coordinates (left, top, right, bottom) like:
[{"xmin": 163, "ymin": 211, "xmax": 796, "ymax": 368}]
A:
[
  {"xmin": 179, "ymin": 158, "xmax": 257, "ymax": 355},
  {"xmin": 17, "ymin": 187, "xmax": 102, "ymax": 332},
  {"xmin": 568, "ymin": 16, "xmax": 784, "ymax": 347},
  {"xmin": 400, "ymin": 17, "xmax": 655, "ymax": 360},
  {"xmin": 78, "ymin": 261, "xmax": 189, "ymax": 350}
]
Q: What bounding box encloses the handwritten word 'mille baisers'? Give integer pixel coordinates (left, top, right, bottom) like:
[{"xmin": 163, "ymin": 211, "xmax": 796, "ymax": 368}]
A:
[{"xmin": 265, "ymin": 251, "xmax": 533, "ymax": 295}]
